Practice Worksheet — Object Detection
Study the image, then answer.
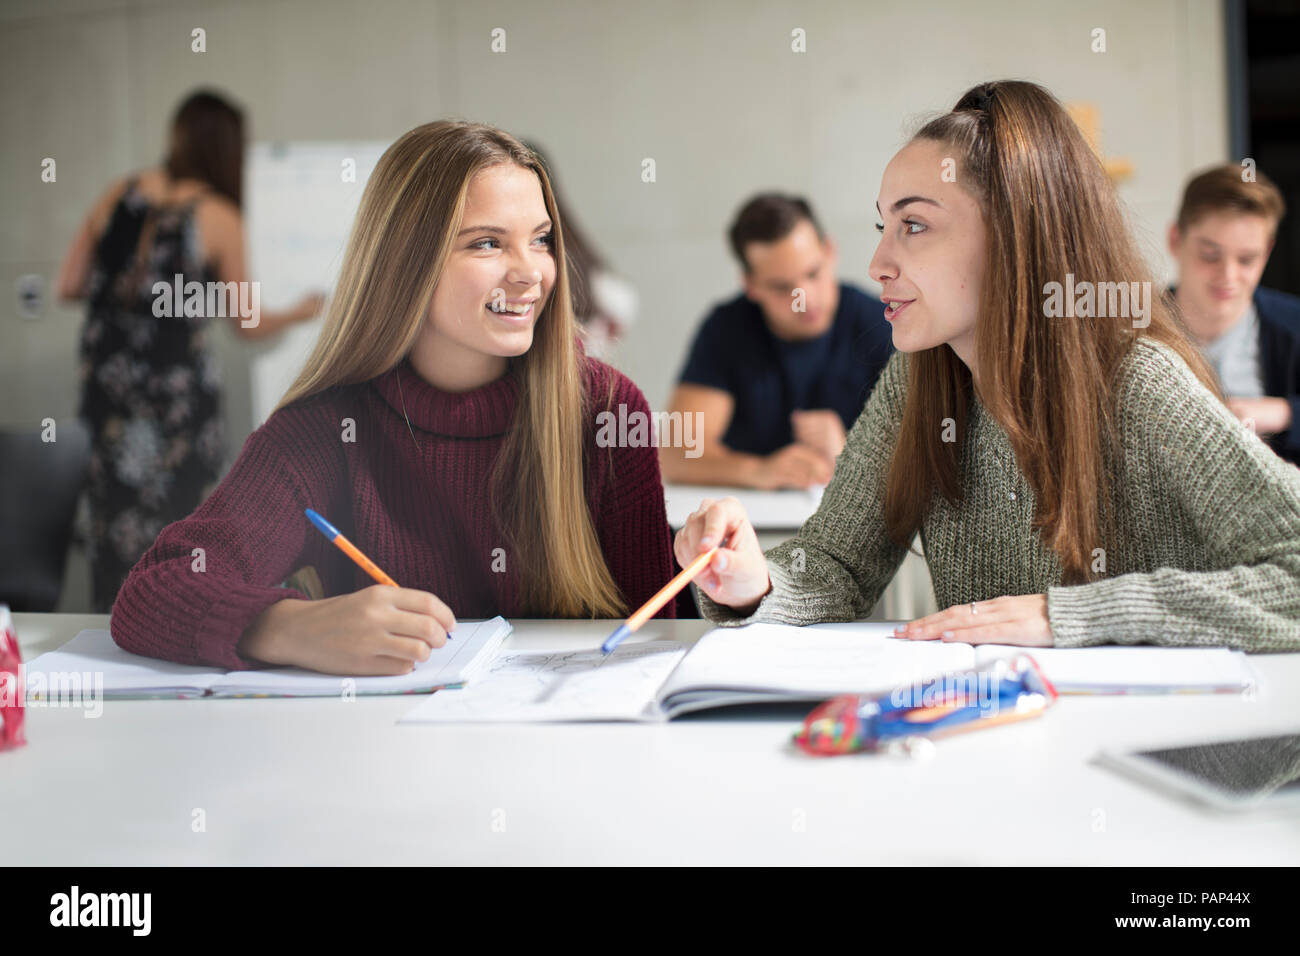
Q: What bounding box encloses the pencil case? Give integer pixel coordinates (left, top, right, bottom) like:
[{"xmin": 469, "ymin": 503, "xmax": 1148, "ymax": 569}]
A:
[{"xmin": 794, "ymin": 653, "xmax": 1057, "ymax": 756}]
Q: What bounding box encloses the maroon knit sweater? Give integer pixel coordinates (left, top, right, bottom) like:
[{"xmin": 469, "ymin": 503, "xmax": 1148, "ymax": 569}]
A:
[{"xmin": 109, "ymin": 352, "xmax": 683, "ymax": 670}]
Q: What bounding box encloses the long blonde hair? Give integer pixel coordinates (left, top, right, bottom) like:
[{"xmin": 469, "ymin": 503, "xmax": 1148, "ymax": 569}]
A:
[{"xmin": 277, "ymin": 120, "xmax": 626, "ymax": 617}]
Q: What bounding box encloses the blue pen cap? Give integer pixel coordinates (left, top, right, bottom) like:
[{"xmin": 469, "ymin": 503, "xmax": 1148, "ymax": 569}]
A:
[{"xmin": 304, "ymin": 508, "xmax": 340, "ymax": 540}]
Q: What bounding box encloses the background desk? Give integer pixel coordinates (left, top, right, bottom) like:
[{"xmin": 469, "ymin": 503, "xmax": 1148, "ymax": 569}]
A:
[
  {"xmin": 6, "ymin": 613, "xmax": 1299, "ymax": 865},
  {"xmin": 665, "ymin": 484, "xmax": 939, "ymax": 620}
]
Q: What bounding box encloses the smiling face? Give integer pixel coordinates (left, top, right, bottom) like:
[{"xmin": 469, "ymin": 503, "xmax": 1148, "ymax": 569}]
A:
[
  {"xmin": 741, "ymin": 219, "xmax": 840, "ymax": 341},
  {"xmin": 1169, "ymin": 211, "xmax": 1273, "ymax": 338},
  {"xmin": 868, "ymin": 139, "xmax": 987, "ymax": 363},
  {"xmin": 413, "ymin": 163, "xmax": 557, "ymax": 391}
]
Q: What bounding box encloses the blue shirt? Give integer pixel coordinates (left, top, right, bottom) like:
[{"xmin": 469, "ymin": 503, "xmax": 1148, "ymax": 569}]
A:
[{"xmin": 677, "ymin": 282, "xmax": 894, "ymax": 455}]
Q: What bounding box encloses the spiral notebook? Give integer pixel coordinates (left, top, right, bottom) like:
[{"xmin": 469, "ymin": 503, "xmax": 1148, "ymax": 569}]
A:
[{"xmin": 24, "ymin": 617, "xmax": 511, "ymax": 700}]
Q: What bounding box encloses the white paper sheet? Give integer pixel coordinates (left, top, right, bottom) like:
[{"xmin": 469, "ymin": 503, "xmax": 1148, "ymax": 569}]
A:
[{"xmin": 400, "ymin": 640, "xmax": 687, "ymax": 722}]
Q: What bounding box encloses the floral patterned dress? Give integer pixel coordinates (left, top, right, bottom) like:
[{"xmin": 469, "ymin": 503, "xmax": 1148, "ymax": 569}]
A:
[{"xmin": 77, "ymin": 176, "xmax": 226, "ymax": 612}]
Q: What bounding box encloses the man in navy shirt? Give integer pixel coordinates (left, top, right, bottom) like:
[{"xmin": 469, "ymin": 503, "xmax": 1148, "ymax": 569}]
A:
[
  {"xmin": 1169, "ymin": 164, "xmax": 1300, "ymax": 467},
  {"xmin": 660, "ymin": 193, "xmax": 893, "ymax": 488}
]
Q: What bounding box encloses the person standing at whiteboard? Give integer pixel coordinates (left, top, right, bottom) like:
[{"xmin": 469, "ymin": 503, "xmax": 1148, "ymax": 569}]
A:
[{"xmin": 56, "ymin": 89, "xmax": 324, "ymax": 613}]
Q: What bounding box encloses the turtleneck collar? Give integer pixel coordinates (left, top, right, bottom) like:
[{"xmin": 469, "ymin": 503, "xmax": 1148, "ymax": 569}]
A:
[{"xmin": 370, "ymin": 354, "xmax": 520, "ymax": 438}]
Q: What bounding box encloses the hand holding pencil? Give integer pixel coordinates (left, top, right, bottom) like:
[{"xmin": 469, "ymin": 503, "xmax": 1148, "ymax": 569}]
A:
[
  {"xmin": 672, "ymin": 497, "xmax": 771, "ymax": 612},
  {"xmin": 235, "ymin": 509, "xmax": 458, "ymax": 677},
  {"xmin": 603, "ymin": 497, "xmax": 769, "ymax": 654},
  {"xmin": 602, "ymin": 497, "xmax": 769, "ymax": 655}
]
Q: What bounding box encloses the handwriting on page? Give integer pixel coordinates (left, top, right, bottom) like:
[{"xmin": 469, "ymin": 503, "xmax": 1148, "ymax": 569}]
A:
[{"xmin": 403, "ymin": 641, "xmax": 687, "ymax": 722}]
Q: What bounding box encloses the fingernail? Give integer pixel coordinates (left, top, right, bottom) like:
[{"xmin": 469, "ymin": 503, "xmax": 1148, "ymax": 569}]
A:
[
  {"xmin": 700, "ymin": 536, "xmax": 714, "ymax": 547},
  {"xmin": 714, "ymin": 552, "xmax": 728, "ymax": 570},
  {"xmin": 941, "ymin": 630, "xmax": 952, "ymax": 639}
]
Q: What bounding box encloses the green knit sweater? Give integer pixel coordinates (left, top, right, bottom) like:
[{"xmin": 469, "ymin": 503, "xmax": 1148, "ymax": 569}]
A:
[{"xmin": 698, "ymin": 339, "xmax": 1300, "ymax": 651}]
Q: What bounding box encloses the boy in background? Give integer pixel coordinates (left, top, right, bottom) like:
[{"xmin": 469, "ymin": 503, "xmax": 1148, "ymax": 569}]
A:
[{"xmin": 1170, "ymin": 164, "xmax": 1300, "ymax": 465}]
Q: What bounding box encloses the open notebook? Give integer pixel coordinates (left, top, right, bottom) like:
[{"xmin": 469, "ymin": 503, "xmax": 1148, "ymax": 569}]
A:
[
  {"xmin": 400, "ymin": 621, "xmax": 1258, "ymax": 723},
  {"xmin": 25, "ymin": 617, "xmax": 511, "ymax": 700}
]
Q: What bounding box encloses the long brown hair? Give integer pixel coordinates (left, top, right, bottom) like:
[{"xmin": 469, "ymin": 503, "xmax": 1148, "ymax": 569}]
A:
[
  {"xmin": 883, "ymin": 80, "xmax": 1220, "ymax": 583},
  {"xmin": 277, "ymin": 120, "xmax": 626, "ymax": 617},
  {"xmin": 163, "ymin": 90, "xmax": 244, "ymax": 208}
]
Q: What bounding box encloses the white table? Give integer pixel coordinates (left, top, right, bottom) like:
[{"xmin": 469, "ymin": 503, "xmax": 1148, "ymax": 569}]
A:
[
  {"xmin": 663, "ymin": 483, "xmax": 827, "ymax": 533},
  {"xmin": 664, "ymin": 483, "xmax": 938, "ymax": 620},
  {"xmin": 5, "ymin": 613, "xmax": 1299, "ymax": 865}
]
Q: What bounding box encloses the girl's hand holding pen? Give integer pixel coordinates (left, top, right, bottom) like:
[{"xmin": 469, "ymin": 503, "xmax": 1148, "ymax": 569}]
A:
[
  {"xmin": 245, "ymin": 507, "xmax": 457, "ymax": 675},
  {"xmin": 238, "ymin": 585, "xmax": 457, "ymax": 676},
  {"xmin": 673, "ymin": 497, "xmax": 772, "ymax": 615}
]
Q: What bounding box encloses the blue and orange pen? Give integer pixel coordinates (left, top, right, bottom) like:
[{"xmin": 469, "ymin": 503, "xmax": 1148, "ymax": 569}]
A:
[
  {"xmin": 305, "ymin": 509, "xmax": 399, "ymax": 587},
  {"xmin": 602, "ymin": 534, "xmax": 732, "ymax": 654},
  {"xmin": 305, "ymin": 508, "xmax": 453, "ymax": 640}
]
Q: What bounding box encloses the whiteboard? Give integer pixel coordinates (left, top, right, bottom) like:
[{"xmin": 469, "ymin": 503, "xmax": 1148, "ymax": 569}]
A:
[{"xmin": 245, "ymin": 141, "xmax": 388, "ymax": 425}]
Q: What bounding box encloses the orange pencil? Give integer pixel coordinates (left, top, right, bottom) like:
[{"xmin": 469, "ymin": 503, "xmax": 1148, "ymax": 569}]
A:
[
  {"xmin": 601, "ymin": 535, "xmax": 730, "ymax": 653},
  {"xmin": 305, "ymin": 508, "xmax": 399, "ymax": 587}
]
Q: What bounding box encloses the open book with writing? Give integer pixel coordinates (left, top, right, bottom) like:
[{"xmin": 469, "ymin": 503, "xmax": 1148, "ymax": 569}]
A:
[
  {"xmin": 400, "ymin": 621, "xmax": 1257, "ymax": 723},
  {"xmin": 24, "ymin": 617, "xmax": 511, "ymax": 700}
]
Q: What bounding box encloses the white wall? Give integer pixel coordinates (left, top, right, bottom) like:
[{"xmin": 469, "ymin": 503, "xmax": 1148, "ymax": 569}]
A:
[{"xmin": 0, "ymin": 0, "xmax": 1229, "ymax": 610}]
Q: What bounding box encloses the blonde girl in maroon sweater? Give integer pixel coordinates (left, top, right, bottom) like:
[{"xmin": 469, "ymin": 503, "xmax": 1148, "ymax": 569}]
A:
[{"xmin": 111, "ymin": 121, "xmax": 682, "ymax": 674}]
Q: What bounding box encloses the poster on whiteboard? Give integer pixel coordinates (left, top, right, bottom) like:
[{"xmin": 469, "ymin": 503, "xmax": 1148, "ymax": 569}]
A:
[{"xmin": 244, "ymin": 141, "xmax": 387, "ymax": 426}]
